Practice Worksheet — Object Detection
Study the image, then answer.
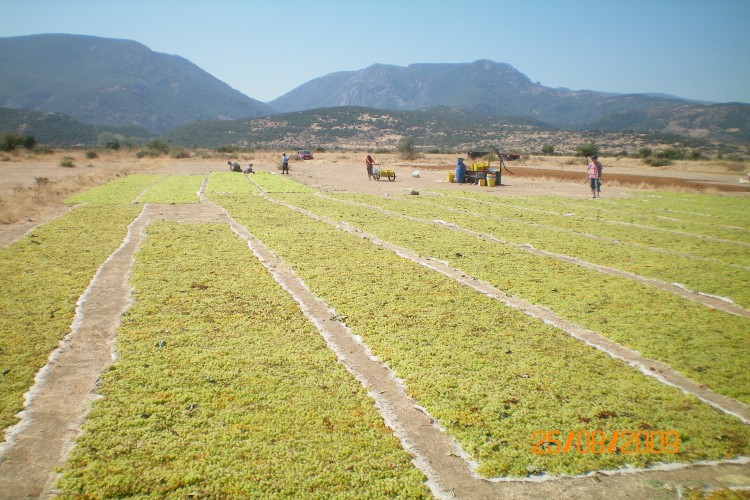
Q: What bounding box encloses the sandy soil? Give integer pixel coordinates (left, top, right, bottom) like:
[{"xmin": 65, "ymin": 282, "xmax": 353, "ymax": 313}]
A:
[
  {"xmin": 1, "ymin": 150, "xmax": 748, "ymax": 220},
  {"xmin": 1, "ymin": 151, "xmax": 749, "ymax": 498}
]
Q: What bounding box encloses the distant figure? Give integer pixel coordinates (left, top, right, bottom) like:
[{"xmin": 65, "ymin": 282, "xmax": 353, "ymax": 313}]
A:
[
  {"xmin": 587, "ymin": 155, "xmax": 602, "ymax": 198},
  {"xmin": 365, "ymin": 154, "xmax": 376, "ymax": 180},
  {"xmin": 243, "ymin": 164, "xmax": 255, "ymax": 174},
  {"xmin": 281, "ymin": 153, "xmax": 289, "ymax": 175},
  {"xmin": 228, "ymin": 161, "xmax": 241, "ymax": 172}
]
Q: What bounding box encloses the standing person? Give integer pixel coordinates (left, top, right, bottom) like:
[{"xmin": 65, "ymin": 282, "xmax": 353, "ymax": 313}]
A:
[
  {"xmin": 281, "ymin": 153, "xmax": 289, "ymax": 175},
  {"xmin": 587, "ymin": 155, "xmax": 602, "ymax": 198},
  {"xmin": 365, "ymin": 154, "xmax": 376, "ymax": 180}
]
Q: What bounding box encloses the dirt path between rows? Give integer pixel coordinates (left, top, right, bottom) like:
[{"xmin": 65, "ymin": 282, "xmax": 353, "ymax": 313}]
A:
[
  {"xmin": 219, "ymin": 192, "xmax": 750, "ymax": 499},
  {"xmin": 315, "ymin": 192, "xmax": 750, "ymax": 318},
  {"xmin": 2, "ymin": 193, "xmax": 746, "ymax": 499},
  {"xmin": 0, "ymin": 206, "xmax": 147, "ymax": 498},
  {"xmin": 1, "ymin": 161, "xmax": 749, "ymax": 498},
  {"xmin": 261, "ymin": 191, "xmax": 750, "ymax": 423},
  {"xmin": 0, "ymin": 202, "xmax": 231, "ymax": 499}
]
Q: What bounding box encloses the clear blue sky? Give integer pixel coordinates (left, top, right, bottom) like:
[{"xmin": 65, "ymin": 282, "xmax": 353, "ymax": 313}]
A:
[{"xmin": 2, "ymin": 0, "xmax": 749, "ymax": 104}]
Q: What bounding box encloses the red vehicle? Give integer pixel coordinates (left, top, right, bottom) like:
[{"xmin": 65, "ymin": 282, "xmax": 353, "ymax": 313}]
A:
[{"xmin": 296, "ymin": 150, "xmax": 314, "ymax": 160}]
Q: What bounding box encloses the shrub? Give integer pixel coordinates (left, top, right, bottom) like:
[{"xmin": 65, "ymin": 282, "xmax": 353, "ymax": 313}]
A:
[
  {"xmin": 136, "ymin": 140, "xmax": 172, "ymax": 159},
  {"xmin": 688, "ymin": 149, "xmax": 706, "ymax": 161},
  {"xmin": 21, "ymin": 136, "xmax": 37, "ymax": 149},
  {"xmin": 171, "ymin": 150, "xmax": 191, "ymax": 159},
  {"xmin": 145, "ymin": 140, "xmax": 169, "ymax": 155},
  {"xmin": 1, "ymin": 133, "xmax": 33, "ymax": 152},
  {"xmin": 656, "ymin": 148, "xmax": 684, "ymax": 160},
  {"xmin": 574, "ymin": 143, "xmax": 599, "ymax": 158},
  {"xmin": 637, "ymin": 148, "xmax": 653, "ymax": 158},
  {"xmin": 59, "ymin": 156, "xmax": 75, "ymax": 168},
  {"xmin": 135, "ymin": 149, "xmax": 160, "ymax": 158},
  {"xmin": 644, "ymin": 157, "xmax": 672, "ymax": 167},
  {"xmin": 541, "ymin": 144, "xmax": 555, "ymax": 155},
  {"xmin": 397, "ymin": 137, "xmax": 420, "ymax": 160},
  {"xmin": 85, "ymin": 150, "xmax": 99, "ymax": 159}
]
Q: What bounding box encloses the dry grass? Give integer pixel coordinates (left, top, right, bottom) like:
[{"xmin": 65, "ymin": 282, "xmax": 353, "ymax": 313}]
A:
[
  {"xmin": 2, "ymin": 149, "xmax": 747, "ymax": 226},
  {"xmin": 0, "ymin": 170, "xmax": 127, "ymax": 224},
  {"xmin": 203, "ymin": 150, "xmax": 749, "ymax": 176},
  {"xmin": 506, "ymin": 167, "xmax": 750, "ymax": 194}
]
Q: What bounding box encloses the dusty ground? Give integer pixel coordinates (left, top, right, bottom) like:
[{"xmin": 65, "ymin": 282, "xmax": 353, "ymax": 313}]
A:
[
  {"xmin": 3, "ymin": 150, "xmax": 747, "ymax": 247},
  {"xmin": 1, "ymin": 150, "xmax": 749, "ymax": 498}
]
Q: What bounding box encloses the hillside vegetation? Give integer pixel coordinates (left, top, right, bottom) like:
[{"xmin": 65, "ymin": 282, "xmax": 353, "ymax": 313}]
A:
[
  {"xmin": 163, "ymin": 106, "xmax": 730, "ymax": 156},
  {"xmin": 0, "ymin": 107, "xmax": 154, "ymax": 147}
]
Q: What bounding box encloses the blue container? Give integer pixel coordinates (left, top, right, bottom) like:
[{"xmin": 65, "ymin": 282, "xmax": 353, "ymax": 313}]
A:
[{"xmin": 455, "ymin": 158, "xmax": 466, "ymax": 183}]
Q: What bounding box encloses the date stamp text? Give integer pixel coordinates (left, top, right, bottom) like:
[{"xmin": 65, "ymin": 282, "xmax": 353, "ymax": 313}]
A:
[{"xmin": 532, "ymin": 430, "xmax": 679, "ymax": 455}]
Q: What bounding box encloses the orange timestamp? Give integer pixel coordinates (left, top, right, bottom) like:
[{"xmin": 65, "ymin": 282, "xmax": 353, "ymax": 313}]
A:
[{"xmin": 532, "ymin": 430, "xmax": 679, "ymax": 455}]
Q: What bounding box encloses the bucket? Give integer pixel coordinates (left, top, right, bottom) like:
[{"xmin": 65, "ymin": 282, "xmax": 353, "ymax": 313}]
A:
[
  {"xmin": 478, "ymin": 178, "xmax": 486, "ymax": 186},
  {"xmin": 447, "ymin": 172, "xmax": 455, "ymax": 183},
  {"xmin": 487, "ymin": 175, "xmax": 496, "ymax": 187}
]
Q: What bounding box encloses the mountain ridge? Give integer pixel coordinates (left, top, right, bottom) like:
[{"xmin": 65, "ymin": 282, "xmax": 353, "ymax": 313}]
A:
[
  {"xmin": 268, "ymin": 60, "xmax": 749, "ymax": 145},
  {"xmin": 0, "ymin": 34, "xmax": 271, "ymax": 133},
  {"xmin": 0, "ymin": 34, "xmax": 748, "ymax": 147}
]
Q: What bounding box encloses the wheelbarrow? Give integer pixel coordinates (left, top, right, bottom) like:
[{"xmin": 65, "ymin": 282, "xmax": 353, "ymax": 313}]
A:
[{"xmin": 372, "ymin": 167, "xmax": 396, "ymax": 181}]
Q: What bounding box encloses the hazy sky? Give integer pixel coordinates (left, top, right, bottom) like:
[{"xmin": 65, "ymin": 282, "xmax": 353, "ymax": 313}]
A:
[{"xmin": 2, "ymin": 0, "xmax": 749, "ymax": 104}]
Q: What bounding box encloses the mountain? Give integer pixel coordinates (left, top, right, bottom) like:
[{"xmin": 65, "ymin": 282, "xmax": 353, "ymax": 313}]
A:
[
  {"xmin": 268, "ymin": 61, "xmax": 542, "ymax": 115},
  {"xmin": 1, "ymin": 34, "xmax": 747, "ymax": 148},
  {"xmin": 269, "ymin": 60, "xmax": 750, "ymax": 145},
  {"xmin": 0, "ymin": 34, "xmax": 271, "ymax": 133}
]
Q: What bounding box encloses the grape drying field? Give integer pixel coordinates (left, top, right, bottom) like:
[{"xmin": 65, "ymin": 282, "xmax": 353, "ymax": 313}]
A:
[{"xmin": 1, "ymin": 172, "xmax": 749, "ymax": 497}]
